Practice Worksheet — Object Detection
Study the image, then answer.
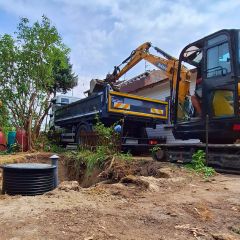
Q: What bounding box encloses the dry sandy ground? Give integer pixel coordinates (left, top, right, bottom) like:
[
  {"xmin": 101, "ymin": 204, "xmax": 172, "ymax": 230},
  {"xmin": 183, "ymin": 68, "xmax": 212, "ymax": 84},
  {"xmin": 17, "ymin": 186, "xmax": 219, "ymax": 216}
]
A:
[{"xmin": 0, "ymin": 159, "xmax": 239, "ymax": 240}]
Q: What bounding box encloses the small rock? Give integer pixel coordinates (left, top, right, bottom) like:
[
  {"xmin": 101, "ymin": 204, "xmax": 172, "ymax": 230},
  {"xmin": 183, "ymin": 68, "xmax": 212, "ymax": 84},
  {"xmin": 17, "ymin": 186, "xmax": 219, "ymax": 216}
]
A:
[
  {"xmin": 120, "ymin": 175, "xmax": 149, "ymax": 189},
  {"xmin": 212, "ymin": 233, "xmax": 236, "ymax": 240},
  {"xmin": 44, "ymin": 190, "xmax": 57, "ymax": 196},
  {"xmin": 231, "ymin": 206, "xmax": 238, "ymax": 211},
  {"xmin": 231, "ymin": 224, "xmax": 240, "ymax": 235},
  {"xmin": 170, "ymin": 177, "xmax": 185, "ymax": 183},
  {"xmin": 84, "ymin": 235, "xmax": 94, "ymax": 240},
  {"xmin": 58, "ymin": 181, "xmax": 81, "ymax": 192},
  {"xmin": 156, "ymin": 167, "xmax": 172, "ymax": 178},
  {"xmin": 167, "ymin": 212, "xmax": 177, "ymax": 217}
]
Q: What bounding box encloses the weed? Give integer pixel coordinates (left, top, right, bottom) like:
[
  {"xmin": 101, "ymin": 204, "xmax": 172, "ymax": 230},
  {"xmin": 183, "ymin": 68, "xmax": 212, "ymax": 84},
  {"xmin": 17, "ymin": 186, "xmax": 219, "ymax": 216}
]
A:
[
  {"xmin": 115, "ymin": 151, "xmax": 132, "ymax": 162},
  {"xmin": 186, "ymin": 150, "xmax": 215, "ymax": 177},
  {"xmin": 150, "ymin": 145, "xmax": 161, "ymax": 154}
]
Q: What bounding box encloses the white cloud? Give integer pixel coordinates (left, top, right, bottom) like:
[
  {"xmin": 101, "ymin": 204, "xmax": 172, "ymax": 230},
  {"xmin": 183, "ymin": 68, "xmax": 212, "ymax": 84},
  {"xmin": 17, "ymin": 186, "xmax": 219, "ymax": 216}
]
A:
[{"xmin": 0, "ymin": 0, "xmax": 240, "ymax": 97}]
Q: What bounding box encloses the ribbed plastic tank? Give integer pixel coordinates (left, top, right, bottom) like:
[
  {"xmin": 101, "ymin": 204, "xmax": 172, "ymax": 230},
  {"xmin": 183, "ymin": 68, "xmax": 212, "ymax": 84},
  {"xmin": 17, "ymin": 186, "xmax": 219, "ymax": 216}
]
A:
[
  {"xmin": 1, "ymin": 163, "xmax": 56, "ymax": 196},
  {"xmin": 7, "ymin": 131, "xmax": 16, "ymax": 147}
]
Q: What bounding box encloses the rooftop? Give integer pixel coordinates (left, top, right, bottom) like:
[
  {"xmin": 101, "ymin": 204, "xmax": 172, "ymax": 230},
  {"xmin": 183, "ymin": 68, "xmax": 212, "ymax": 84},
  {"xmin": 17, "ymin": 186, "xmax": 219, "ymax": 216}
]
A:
[{"xmin": 118, "ymin": 70, "xmax": 168, "ymax": 93}]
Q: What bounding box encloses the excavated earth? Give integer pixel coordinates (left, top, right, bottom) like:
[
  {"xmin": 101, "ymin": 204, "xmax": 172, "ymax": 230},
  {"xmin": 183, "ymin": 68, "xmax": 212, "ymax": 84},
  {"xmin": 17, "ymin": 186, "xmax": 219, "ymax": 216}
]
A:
[{"xmin": 0, "ymin": 152, "xmax": 240, "ymax": 240}]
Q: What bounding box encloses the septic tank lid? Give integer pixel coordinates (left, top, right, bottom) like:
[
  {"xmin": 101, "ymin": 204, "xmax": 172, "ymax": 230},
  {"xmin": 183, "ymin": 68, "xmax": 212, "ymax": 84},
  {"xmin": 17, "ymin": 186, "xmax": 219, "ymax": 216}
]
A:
[{"xmin": 1, "ymin": 163, "xmax": 55, "ymax": 170}]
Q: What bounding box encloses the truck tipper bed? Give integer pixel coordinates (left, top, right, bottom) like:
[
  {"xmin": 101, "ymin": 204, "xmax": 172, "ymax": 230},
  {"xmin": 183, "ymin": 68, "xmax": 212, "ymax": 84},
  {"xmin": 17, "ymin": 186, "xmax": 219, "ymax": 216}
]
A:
[{"xmin": 54, "ymin": 85, "xmax": 168, "ymax": 151}]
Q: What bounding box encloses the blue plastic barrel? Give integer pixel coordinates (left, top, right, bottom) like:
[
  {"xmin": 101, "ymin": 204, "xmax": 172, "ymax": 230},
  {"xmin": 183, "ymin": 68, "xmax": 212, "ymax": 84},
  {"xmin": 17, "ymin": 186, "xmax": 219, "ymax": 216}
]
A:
[{"xmin": 8, "ymin": 131, "xmax": 16, "ymax": 147}]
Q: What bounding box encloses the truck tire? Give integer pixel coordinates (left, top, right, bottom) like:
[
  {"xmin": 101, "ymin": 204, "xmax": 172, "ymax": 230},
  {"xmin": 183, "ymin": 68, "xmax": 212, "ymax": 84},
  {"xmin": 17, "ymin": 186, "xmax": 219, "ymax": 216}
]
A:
[{"xmin": 75, "ymin": 123, "xmax": 92, "ymax": 146}]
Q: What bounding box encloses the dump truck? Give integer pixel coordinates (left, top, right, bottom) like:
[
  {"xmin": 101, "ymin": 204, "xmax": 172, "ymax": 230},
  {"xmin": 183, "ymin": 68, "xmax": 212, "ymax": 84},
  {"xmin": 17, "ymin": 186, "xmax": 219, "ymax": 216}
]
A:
[{"xmin": 53, "ymin": 84, "xmax": 168, "ymax": 151}]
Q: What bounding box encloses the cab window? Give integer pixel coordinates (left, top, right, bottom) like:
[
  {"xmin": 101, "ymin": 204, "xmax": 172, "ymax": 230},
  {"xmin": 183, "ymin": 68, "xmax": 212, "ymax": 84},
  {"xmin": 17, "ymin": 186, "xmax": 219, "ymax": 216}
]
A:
[
  {"xmin": 238, "ymin": 31, "xmax": 240, "ymax": 64},
  {"xmin": 61, "ymin": 98, "xmax": 69, "ymax": 105},
  {"xmin": 207, "ymin": 42, "xmax": 231, "ymax": 78},
  {"xmin": 207, "ymin": 34, "xmax": 227, "ymax": 46}
]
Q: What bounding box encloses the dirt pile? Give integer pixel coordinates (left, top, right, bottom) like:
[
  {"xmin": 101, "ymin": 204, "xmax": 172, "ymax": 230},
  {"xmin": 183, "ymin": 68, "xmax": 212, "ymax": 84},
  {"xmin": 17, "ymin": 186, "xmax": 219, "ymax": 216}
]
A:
[
  {"xmin": 64, "ymin": 154, "xmax": 179, "ymax": 188},
  {"xmin": 98, "ymin": 158, "xmax": 173, "ymax": 181},
  {"xmin": 0, "ymin": 157, "xmax": 240, "ymax": 239},
  {"xmin": 0, "ymin": 153, "xmax": 240, "ymax": 239}
]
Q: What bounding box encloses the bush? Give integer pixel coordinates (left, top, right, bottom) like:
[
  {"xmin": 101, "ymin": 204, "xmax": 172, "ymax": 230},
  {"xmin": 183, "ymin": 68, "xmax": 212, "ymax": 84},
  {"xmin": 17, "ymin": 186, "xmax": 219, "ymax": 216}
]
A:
[
  {"xmin": 35, "ymin": 132, "xmax": 65, "ymax": 153},
  {"xmin": 186, "ymin": 150, "xmax": 215, "ymax": 177},
  {"xmin": 65, "ymin": 118, "xmax": 131, "ymax": 177},
  {"xmin": 93, "ymin": 116, "xmax": 120, "ymax": 153}
]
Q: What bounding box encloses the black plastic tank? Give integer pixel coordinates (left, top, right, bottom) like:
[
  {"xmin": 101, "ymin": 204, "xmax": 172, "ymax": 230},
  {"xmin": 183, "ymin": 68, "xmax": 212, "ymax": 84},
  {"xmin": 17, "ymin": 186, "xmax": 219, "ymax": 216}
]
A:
[{"xmin": 1, "ymin": 163, "xmax": 56, "ymax": 196}]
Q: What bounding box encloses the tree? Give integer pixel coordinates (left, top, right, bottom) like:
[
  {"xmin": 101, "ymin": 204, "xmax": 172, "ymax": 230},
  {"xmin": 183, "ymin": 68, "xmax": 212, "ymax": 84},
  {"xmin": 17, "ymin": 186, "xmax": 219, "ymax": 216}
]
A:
[
  {"xmin": 0, "ymin": 16, "xmax": 78, "ymax": 150},
  {"xmin": 52, "ymin": 58, "xmax": 78, "ymax": 96},
  {"xmin": 0, "ymin": 104, "xmax": 11, "ymax": 135}
]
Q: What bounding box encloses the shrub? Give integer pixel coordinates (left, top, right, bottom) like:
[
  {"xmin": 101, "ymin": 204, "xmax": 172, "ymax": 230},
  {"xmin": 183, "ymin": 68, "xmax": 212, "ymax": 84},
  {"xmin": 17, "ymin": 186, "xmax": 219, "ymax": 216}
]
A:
[
  {"xmin": 186, "ymin": 150, "xmax": 215, "ymax": 177},
  {"xmin": 65, "ymin": 118, "xmax": 131, "ymax": 176}
]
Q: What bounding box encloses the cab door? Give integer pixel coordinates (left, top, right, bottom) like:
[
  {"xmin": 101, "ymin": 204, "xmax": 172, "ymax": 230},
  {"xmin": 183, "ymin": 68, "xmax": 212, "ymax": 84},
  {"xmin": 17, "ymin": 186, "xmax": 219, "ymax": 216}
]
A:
[{"xmin": 203, "ymin": 33, "xmax": 235, "ymax": 119}]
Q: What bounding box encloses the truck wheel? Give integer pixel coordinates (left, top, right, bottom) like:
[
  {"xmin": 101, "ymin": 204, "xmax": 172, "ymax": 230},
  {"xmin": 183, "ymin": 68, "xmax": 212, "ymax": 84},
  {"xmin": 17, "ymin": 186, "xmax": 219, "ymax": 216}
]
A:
[
  {"xmin": 76, "ymin": 124, "xmax": 91, "ymax": 146},
  {"xmin": 152, "ymin": 149, "xmax": 165, "ymax": 161}
]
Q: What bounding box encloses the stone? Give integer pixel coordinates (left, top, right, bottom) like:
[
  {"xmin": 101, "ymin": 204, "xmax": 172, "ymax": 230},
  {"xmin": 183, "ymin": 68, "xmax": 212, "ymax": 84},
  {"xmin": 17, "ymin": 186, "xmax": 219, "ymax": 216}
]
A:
[{"xmin": 57, "ymin": 181, "xmax": 80, "ymax": 191}]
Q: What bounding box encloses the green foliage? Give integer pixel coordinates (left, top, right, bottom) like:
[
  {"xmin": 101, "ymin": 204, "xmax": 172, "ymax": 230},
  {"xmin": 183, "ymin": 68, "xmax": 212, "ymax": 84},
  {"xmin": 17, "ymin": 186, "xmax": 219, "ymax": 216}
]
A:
[
  {"xmin": 66, "ymin": 118, "xmax": 131, "ymax": 175},
  {"xmin": 150, "ymin": 145, "xmax": 161, "ymax": 154},
  {"xmin": 186, "ymin": 150, "xmax": 215, "ymax": 177},
  {"xmin": 65, "ymin": 147, "xmax": 106, "ymax": 176},
  {"xmin": 116, "ymin": 151, "xmax": 133, "ymax": 163},
  {"xmin": 52, "ymin": 58, "xmax": 78, "ymax": 94},
  {"xmin": 84, "ymin": 146, "xmax": 108, "ymax": 173},
  {"xmin": 35, "ymin": 132, "xmax": 65, "ymax": 153},
  {"xmin": 0, "ymin": 16, "xmax": 78, "ymax": 148},
  {"xmin": 93, "ymin": 115, "xmax": 120, "ymax": 153},
  {"xmin": 8, "ymin": 143, "xmax": 21, "ymax": 153},
  {"xmin": 0, "ymin": 104, "xmax": 12, "ymax": 136},
  {"xmin": 66, "ymin": 147, "xmax": 132, "ymax": 176}
]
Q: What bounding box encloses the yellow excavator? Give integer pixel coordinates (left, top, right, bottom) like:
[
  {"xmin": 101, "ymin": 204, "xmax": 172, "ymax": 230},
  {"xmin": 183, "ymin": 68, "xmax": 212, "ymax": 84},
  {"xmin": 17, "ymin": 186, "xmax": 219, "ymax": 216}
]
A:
[
  {"xmin": 103, "ymin": 42, "xmax": 199, "ymax": 121},
  {"xmin": 90, "ymin": 42, "xmax": 192, "ymax": 109},
  {"xmin": 105, "ymin": 42, "xmax": 191, "ymax": 104},
  {"xmin": 106, "ymin": 39, "xmax": 238, "ymax": 128}
]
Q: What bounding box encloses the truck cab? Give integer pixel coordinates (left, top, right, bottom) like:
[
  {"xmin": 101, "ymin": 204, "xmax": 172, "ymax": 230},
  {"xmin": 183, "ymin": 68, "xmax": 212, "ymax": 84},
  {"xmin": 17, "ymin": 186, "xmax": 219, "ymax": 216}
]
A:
[{"xmin": 49, "ymin": 95, "xmax": 81, "ymax": 130}]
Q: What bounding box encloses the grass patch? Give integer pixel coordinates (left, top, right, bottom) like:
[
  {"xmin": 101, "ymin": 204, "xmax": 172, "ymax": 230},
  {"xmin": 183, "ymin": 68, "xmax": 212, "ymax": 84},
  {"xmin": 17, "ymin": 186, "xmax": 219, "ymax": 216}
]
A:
[
  {"xmin": 66, "ymin": 146, "xmax": 132, "ymax": 177},
  {"xmin": 65, "ymin": 117, "xmax": 132, "ymax": 181}
]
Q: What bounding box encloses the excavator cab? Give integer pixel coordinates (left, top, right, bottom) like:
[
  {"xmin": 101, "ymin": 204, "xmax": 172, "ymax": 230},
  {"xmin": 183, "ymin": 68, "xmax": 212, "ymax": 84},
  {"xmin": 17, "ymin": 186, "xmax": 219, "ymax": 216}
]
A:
[{"xmin": 173, "ymin": 29, "xmax": 240, "ymax": 143}]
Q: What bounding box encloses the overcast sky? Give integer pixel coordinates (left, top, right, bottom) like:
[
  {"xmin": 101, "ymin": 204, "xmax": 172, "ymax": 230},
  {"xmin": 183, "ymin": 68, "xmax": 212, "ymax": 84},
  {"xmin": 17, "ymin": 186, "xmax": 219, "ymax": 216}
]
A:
[{"xmin": 0, "ymin": 0, "xmax": 239, "ymax": 97}]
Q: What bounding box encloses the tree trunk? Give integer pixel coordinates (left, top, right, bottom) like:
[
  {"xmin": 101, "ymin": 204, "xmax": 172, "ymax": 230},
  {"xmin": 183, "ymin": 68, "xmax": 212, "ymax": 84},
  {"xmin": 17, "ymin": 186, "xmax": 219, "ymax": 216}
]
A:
[
  {"xmin": 33, "ymin": 103, "xmax": 52, "ymax": 139},
  {"xmin": 26, "ymin": 115, "xmax": 33, "ymax": 151}
]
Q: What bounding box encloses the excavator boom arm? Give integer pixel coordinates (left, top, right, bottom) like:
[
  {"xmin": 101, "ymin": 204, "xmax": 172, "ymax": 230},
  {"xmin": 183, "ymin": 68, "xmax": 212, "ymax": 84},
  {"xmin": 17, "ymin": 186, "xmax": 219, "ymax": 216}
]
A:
[
  {"xmin": 110, "ymin": 42, "xmax": 152, "ymax": 81},
  {"xmin": 106, "ymin": 42, "xmax": 191, "ymax": 106}
]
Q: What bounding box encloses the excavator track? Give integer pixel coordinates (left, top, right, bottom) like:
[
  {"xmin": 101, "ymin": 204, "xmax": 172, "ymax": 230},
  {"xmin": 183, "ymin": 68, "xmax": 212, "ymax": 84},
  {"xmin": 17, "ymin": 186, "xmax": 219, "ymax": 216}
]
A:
[{"xmin": 156, "ymin": 143, "xmax": 240, "ymax": 174}]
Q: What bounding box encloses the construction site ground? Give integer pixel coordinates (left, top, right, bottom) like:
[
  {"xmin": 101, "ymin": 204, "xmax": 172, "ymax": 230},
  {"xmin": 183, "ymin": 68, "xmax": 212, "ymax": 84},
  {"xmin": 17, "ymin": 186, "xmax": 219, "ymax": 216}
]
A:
[{"xmin": 0, "ymin": 152, "xmax": 240, "ymax": 240}]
